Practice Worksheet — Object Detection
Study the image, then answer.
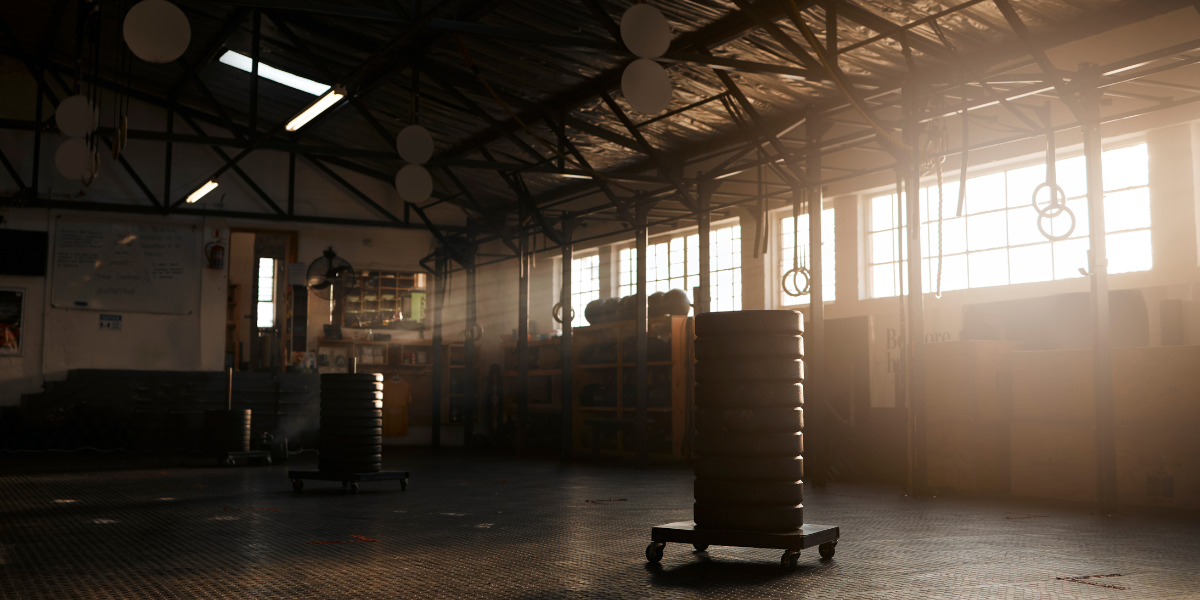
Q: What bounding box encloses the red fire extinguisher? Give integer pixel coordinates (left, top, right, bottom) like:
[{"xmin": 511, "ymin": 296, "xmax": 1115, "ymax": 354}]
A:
[{"xmin": 205, "ymin": 240, "xmax": 225, "ymax": 269}]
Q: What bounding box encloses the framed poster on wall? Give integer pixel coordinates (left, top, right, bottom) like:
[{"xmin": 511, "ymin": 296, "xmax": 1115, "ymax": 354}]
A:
[{"xmin": 0, "ymin": 287, "xmax": 25, "ymax": 355}]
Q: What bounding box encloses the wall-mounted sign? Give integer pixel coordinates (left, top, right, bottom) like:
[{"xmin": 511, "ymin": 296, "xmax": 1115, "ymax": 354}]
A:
[
  {"xmin": 0, "ymin": 287, "xmax": 25, "ymax": 355},
  {"xmin": 99, "ymin": 314, "xmax": 122, "ymax": 331}
]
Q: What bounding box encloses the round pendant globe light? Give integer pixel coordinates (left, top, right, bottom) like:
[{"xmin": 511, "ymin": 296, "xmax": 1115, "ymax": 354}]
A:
[
  {"xmin": 123, "ymin": 0, "xmax": 191, "ymax": 63},
  {"xmin": 620, "ymin": 4, "xmax": 671, "ymax": 59},
  {"xmin": 396, "ymin": 125, "xmax": 433, "ymax": 165},
  {"xmin": 621, "ymin": 58, "xmax": 673, "ymax": 115},
  {"xmin": 55, "ymin": 95, "xmax": 98, "ymax": 138},
  {"xmin": 395, "ymin": 164, "xmax": 433, "ymax": 202},
  {"xmin": 55, "ymin": 139, "xmax": 91, "ymax": 179}
]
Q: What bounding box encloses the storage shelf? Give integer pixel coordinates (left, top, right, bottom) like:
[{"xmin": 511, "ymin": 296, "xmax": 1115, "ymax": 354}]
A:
[{"xmin": 503, "ymin": 369, "xmax": 563, "ymax": 377}]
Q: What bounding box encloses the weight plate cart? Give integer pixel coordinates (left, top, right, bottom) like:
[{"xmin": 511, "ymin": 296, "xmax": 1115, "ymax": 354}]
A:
[
  {"xmin": 218, "ymin": 449, "xmax": 272, "ymax": 467},
  {"xmin": 646, "ymin": 521, "xmax": 839, "ymax": 569},
  {"xmin": 288, "ymin": 470, "xmax": 409, "ymax": 494}
]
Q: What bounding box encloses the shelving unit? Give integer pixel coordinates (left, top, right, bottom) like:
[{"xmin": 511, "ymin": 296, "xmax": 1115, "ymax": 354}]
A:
[
  {"xmin": 336, "ymin": 270, "xmax": 427, "ymax": 329},
  {"xmin": 501, "ymin": 338, "xmax": 563, "ymax": 415},
  {"xmin": 570, "ymin": 315, "xmax": 692, "ymax": 459}
]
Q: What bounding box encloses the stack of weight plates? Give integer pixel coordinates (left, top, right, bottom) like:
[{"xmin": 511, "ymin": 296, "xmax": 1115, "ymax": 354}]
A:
[
  {"xmin": 319, "ymin": 373, "xmax": 384, "ymax": 474},
  {"xmin": 203, "ymin": 409, "xmax": 251, "ymax": 453},
  {"xmin": 693, "ymin": 310, "xmax": 804, "ymax": 532}
]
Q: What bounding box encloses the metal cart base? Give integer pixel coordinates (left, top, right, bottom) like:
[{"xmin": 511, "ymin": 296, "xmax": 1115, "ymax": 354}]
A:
[
  {"xmin": 647, "ymin": 521, "xmax": 840, "ymax": 569},
  {"xmin": 218, "ymin": 450, "xmax": 272, "ymax": 467},
  {"xmin": 288, "ymin": 470, "xmax": 409, "ymax": 494}
]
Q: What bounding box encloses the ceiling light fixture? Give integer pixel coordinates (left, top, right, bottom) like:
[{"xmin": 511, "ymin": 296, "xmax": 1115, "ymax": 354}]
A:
[
  {"xmin": 286, "ymin": 85, "xmax": 345, "ymax": 132},
  {"xmin": 186, "ymin": 180, "xmax": 219, "ymax": 203},
  {"xmin": 218, "ymin": 50, "xmax": 331, "ymax": 96}
]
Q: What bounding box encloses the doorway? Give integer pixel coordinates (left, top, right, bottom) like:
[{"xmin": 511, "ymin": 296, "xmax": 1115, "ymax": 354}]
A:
[{"xmin": 226, "ymin": 229, "xmax": 298, "ymax": 372}]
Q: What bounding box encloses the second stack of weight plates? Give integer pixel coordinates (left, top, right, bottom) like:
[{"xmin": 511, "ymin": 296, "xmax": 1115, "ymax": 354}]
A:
[
  {"xmin": 319, "ymin": 372, "xmax": 384, "ymax": 473},
  {"xmin": 693, "ymin": 310, "xmax": 804, "ymax": 532}
]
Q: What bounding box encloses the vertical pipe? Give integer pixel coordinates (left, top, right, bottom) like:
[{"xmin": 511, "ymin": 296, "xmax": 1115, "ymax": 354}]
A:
[
  {"xmin": 517, "ymin": 220, "xmax": 530, "ymax": 457},
  {"xmin": 560, "ymin": 221, "xmax": 573, "ymax": 462},
  {"xmin": 32, "ymin": 67, "xmax": 43, "ymax": 197},
  {"xmin": 1080, "ymin": 62, "xmax": 1117, "ymax": 514},
  {"xmin": 903, "ymin": 77, "xmax": 928, "ymax": 495},
  {"xmin": 635, "ymin": 207, "xmax": 649, "ymax": 465},
  {"xmin": 698, "ymin": 182, "xmax": 712, "ymax": 314},
  {"xmin": 807, "ymin": 112, "xmax": 826, "ymax": 487},
  {"xmin": 287, "ymin": 152, "xmax": 296, "ymax": 216},
  {"xmin": 465, "ymin": 242, "xmax": 478, "ymax": 449},
  {"xmin": 249, "ymin": 10, "xmax": 260, "ymax": 137},
  {"xmin": 164, "ymin": 109, "xmax": 173, "ymax": 212},
  {"xmin": 226, "ymin": 366, "xmax": 233, "ymax": 410},
  {"xmin": 432, "ymin": 252, "xmax": 444, "ymax": 448}
]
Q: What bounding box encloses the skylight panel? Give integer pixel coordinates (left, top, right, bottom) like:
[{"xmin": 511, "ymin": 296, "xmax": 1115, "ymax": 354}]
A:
[{"xmin": 218, "ymin": 50, "xmax": 331, "ymax": 96}]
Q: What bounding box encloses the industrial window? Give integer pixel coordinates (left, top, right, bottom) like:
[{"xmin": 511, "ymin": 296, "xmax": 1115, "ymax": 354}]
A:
[
  {"xmin": 566, "ymin": 254, "xmax": 600, "ymax": 324},
  {"xmin": 256, "ymin": 257, "xmax": 276, "ymax": 328},
  {"xmin": 778, "ymin": 207, "xmax": 835, "ymax": 306},
  {"xmin": 867, "ymin": 143, "xmax": 1151, "ymax": 298},
  {"xmin": 617, "ymin": 224, "xmax": 742, "ymax": 313}
]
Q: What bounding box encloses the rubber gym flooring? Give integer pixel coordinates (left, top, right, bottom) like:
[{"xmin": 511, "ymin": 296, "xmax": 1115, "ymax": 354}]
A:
[{"xmin": 2, "ymin": 449, "xmax": 1198, "ymax": 599}]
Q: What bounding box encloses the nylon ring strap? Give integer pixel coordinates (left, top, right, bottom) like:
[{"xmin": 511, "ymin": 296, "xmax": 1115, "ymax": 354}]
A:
[{"xmin": 1034, "ymin": 103, "xmax": 1075, "ymax": 241}]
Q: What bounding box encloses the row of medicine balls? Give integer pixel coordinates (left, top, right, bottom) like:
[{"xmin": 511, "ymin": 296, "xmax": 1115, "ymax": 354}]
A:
[{"xmin": 584, "ymin": 289, "xmax": 691, "ymax": 325}]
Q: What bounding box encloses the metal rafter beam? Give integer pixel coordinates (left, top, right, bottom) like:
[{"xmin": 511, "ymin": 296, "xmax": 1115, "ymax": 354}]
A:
[
  {"xmin": 598, "ymin": 92, "xmax": 697, "ymax": 212},
  {"xmin": 304, "ymin": 155, "xmax": 406, "ymax": 225}
]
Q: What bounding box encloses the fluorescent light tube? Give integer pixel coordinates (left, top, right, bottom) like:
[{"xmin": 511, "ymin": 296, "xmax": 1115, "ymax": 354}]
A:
[
  {"xmin": 187, "ymin": 180, "xmax": 219, "ymax": 203},
  {"xmin": 218, "ymin": 50, "xmax": 331, "ymax": 96},
  {"xmin": 286, "ymin": 86, "xmax": 345, "ymax": 132}
]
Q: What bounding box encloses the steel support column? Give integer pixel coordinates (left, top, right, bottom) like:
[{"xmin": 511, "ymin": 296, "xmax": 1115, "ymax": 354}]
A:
[
  {"xmin": 635, "ymin": 205, "xmax": 649, "ymax": 466},
  {"xmin": 807, "ymin": 112, "xmax": 827, "ymax": 487},
  {"xmin": 517, "ymin": 215, "xmax": 530, "ymax": 458},
  {"xmin": 697, "ymin": 181, "xmax": 712, "ymax": 315},
  {"xmin": 465, "ymin": 242, "xmax": 478, "ymax": 448},
  {"xmin": 559, "ymin": 220, "xmax": 574, "ymax": 463},
  {"xmin": 431, "ymin": 251, "xmax": 446, "ymax": 449},
  {"xmin": 902, "ymin": 78, "xmax": 928, "ymax": 495},
  {"xmin": 1080, "ymin": 62, "xmax": 1118, "ymax": 514}
]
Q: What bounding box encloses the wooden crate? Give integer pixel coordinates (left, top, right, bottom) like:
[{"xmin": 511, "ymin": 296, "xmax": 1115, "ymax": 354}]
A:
[
  {"xmin": 1009, "ymin": 346, "xmax": 1200, "ymax": 509},
  {"xmin": 924, "ymin": 341, "xmax": 1022, "ymax": 494}
]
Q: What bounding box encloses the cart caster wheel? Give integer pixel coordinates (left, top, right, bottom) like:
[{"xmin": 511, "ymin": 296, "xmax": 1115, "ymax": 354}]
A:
[
  {"xmin": 291, "ymin": 479, "xmax": 304, "ymax": 491},
  {"xmin": 400, "ymin": 479, "xmax": 408, "ymax": 491},
  {"xmin": 645, "ymin": 542, "xmax": 665, "ymax": 563},
  {"xmin": 781, "ymin": 550, "xmax": 800, "ymax": 569},
  {"xmin": 693, "ymin": 544, "xmax": 709, "ymax": 552},
  {"xmin": 223, "ymin": 457, "xmax": 235, "ymax": 467},
  {"xmin": 819, "ymin": 541, "xmax": 837, "ymax": 559},
  {"xmin": 349, "ymin": 483, "xmax": 360, "ymax": 494}
]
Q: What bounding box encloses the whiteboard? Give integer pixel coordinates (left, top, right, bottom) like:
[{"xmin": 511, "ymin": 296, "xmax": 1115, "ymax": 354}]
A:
[{"xmin": 51, "ymin": 219, "xmax": 199, "ymax": 315}]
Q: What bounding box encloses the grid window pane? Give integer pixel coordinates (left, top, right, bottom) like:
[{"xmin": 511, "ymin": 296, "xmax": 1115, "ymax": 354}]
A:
[
  {"xmin": 616, "ymin": 224, "xmax": 741, "ymax": 315},
  {"xmin": 868, "ymin": 144, "xmax": 1150, "ymax": 298},
  {"xmin": 568, "ymin": 254, "xmax": 600, "ymax": 325},
  {"xmin": 1008, "ymin": 244, "xmax": 1054, "ymax": 285}
]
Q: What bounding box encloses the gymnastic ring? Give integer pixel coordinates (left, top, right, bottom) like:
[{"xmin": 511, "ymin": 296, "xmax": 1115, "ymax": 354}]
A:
[
  {"xmin": 1031, "ymin": 182, "xmax": 1068, "ymax": 218},
  {"xmin": 1037, "ymin": 203, "xmax": 1076, "ymax": 242},
  {"xmin": 463, "ymin": 323, "xmax": 484, "ymax": 342},
  {"xmin": 552, "ymin": 302, "xmax": 575, "ymax": 324},
  {"xmin": 782, "ymin": 267, "xmax": 810, "ymax": 297}
]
